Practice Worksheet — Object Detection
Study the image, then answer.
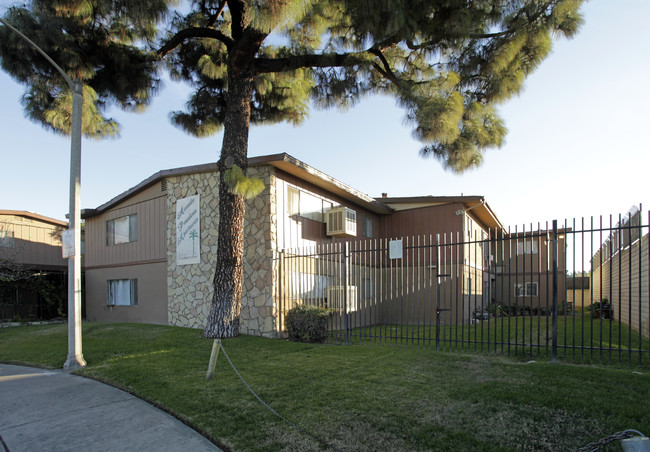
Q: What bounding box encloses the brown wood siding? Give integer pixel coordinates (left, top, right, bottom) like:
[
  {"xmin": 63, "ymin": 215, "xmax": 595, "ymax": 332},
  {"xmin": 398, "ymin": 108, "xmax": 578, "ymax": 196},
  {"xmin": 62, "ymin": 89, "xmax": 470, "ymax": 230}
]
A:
[
  {"xmin": 84, "ymin": 186, "xmax": 167, "ymax": 267},
  {"xmin": 0, "ymin": 214, "xmax": 67, "ymax": 269},
  {"xmin": 378, "ymin": 204, "xmax": 463, "ymax": 239},
  {"xmin": 85, "ymin": 262, "xmax": 168, "ymax": 324}
]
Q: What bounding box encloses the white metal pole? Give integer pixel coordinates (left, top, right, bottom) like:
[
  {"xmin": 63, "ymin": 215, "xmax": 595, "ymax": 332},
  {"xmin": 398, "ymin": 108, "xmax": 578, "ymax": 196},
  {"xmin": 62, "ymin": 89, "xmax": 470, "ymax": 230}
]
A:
[
  {"xmin": 63, "ymin": 80, "xmax": 86, "ymax": 370},
  {"xmin": 0, "ymin": 17, "xmax": 85, "ymax": 369}
]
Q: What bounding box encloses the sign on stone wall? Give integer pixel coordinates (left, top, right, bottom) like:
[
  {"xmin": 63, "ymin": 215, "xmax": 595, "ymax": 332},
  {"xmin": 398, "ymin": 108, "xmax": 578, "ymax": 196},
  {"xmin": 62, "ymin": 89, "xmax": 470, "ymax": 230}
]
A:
[{"xmin": 176, "ymin": 195, "xmax": 200, "ymax": 265}]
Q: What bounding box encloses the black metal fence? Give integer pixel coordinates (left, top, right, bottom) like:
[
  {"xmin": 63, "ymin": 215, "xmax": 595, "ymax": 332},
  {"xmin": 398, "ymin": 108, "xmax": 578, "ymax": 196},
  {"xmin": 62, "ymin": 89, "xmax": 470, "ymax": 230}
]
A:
[{"xmin": 277, "ymin": 210, "xmax": 650, "ymax": 366}]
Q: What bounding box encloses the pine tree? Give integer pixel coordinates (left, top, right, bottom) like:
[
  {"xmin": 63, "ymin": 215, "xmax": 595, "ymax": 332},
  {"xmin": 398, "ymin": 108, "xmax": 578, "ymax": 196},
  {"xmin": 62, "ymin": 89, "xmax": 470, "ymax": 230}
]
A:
[{"xmin": 0, "ymin": 0, "xmax": 585, "ymax": 338}]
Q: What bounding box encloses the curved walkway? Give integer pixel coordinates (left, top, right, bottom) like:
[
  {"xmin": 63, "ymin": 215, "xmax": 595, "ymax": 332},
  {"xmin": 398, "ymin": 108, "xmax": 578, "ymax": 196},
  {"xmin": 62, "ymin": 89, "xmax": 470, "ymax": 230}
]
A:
[{"xmin": 0, "ymin": 364, "xmax": 221, "ymax": 452}]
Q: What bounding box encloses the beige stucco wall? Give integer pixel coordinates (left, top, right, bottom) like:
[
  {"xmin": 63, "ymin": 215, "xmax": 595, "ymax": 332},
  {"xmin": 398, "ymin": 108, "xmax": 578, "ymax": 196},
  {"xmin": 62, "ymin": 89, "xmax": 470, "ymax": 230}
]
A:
[
  {"xmin": 85, "ymin": 262, "xmax": 168, "ymax": 324},
  {"xmin": 591, "ymin": 234, "xmax": 649, "ymax": 338},
  {"xmin": 166, "ymin": 166, "xmax": 279, "ymax": 337}
]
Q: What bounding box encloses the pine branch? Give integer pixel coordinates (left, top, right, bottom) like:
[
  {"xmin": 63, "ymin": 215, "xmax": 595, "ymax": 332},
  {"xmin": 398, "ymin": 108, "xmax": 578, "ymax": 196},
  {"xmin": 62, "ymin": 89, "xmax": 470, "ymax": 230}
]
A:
[
  {"xmin": 405, "ymin": 0, "xmax": 555, "ymax": 51},
  {"xmin": 207, "ymin": 0, "xmax": 227, "ymax": 27},
  {"xmin": 368, "ymin": 48, "xmax": 399, "ymax": 85},
  {"xmin": 406, "ymin": 29, "xmax": 513, "ymax": 51},
  {"xmin": 158, "ymin": 27, "xmax": 235, "ymax": 57},
  {"xmin": 254, "ymin": 51, "xmax": 368, "ymax": 73}
]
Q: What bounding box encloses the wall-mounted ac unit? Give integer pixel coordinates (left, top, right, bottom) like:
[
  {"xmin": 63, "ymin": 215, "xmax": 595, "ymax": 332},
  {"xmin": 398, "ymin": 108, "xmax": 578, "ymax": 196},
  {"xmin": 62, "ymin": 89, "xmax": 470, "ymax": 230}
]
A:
[
  {"xmin": 326, "ymin": 286, "xmax": 358, "ymax": 312},
  {"xmin": 326, "ymin": 207, "xmax": 357, "ymax": 237}
]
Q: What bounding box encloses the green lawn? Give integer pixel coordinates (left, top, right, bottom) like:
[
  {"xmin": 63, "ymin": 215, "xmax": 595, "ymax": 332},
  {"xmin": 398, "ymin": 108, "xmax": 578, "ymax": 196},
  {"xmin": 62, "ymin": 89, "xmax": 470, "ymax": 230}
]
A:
[
  {"xmin": 1, "ymin": 322, "xmax": 649, "ymax": 451},
  {"xmin": 337, "ymin": 315, "xmax": 650, "ymax": 366}
]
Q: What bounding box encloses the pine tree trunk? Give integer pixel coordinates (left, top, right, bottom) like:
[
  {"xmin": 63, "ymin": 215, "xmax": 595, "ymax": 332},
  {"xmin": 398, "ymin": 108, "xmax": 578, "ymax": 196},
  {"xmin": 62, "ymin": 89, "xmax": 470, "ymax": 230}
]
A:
[{"xmin": 204, "ymin": 72, "xmax": 254, "ymax": 338}]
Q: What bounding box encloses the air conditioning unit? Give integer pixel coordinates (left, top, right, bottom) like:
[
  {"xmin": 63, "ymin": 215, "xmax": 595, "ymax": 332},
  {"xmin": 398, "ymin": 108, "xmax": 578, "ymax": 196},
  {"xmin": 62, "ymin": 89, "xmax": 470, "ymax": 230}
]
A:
[
  {"xmin": 326, "ymin": 207, "xmax": 357, "ymax": 237},
  {"xmin": 326, "ymin": 286, "xmax": 358, "ymax": 312}
]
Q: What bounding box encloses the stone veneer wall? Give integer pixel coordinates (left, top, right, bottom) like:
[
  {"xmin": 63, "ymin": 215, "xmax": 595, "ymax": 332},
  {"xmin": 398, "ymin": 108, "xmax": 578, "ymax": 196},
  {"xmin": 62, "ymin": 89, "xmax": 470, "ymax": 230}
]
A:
[
  {"xmin": 240, "ymin": 166, "xmax": 278, "ymax": 337},
  {"xmin": 166, "ymin": 166, "xmax": 278, "ymax": 338}
]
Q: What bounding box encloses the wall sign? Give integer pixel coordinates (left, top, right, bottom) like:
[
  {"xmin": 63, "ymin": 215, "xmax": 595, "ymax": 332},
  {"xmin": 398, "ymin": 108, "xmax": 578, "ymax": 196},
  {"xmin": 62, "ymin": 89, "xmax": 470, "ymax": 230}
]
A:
[
  {"xmin": 176, "ymin": 195, "xmax": 200, "ymax": 265},
  {"xmin": 389, "ymin": 239, "xmax": 403, "ymax": 260},
  {"xmin": 62, "ymin": 229, "xmax": 74, "ymax": 258}
]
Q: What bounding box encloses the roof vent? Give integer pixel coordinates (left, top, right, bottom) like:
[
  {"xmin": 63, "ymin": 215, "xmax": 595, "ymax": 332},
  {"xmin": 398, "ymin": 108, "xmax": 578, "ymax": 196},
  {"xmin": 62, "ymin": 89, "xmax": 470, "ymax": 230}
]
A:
[{"xmin": 161, "ymin": 180, "xmax": 167, "ymax": 192}]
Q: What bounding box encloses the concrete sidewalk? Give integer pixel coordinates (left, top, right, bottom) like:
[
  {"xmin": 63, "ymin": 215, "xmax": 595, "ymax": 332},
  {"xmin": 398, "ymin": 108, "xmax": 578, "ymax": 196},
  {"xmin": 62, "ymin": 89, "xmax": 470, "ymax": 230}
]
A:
[{"xmin": 0, "ymin": 364, "xmax": 221, "ymax": 452}]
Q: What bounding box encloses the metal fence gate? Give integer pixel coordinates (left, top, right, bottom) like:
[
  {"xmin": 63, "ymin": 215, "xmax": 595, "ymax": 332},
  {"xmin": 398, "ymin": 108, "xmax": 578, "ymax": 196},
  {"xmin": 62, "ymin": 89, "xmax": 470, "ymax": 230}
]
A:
[{"xmin": 276, "ymin": 210, "xmax": 650, "ymax": 366}]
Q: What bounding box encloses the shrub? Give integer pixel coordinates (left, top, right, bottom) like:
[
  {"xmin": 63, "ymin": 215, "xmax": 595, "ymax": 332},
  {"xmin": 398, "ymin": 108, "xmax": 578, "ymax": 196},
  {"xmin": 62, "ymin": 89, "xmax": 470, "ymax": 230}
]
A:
[
  {"xmin": 285, "ymin": 305, "xmax": 332, "ymax": 343},
  {"xmin": 589, "ymin": 298, "xmax": 612, "ymax": 319},
  {"xmin": 486, "ymin": 302, "xmax": 508, "ymax": 317}
]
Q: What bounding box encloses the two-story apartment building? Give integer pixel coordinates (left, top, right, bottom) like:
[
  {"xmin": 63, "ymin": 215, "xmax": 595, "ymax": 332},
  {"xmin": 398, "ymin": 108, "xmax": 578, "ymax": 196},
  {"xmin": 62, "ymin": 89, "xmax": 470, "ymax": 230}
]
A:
[{"xmin": 81, "ymin": 153, "xmax": 503, "ymax": 336}]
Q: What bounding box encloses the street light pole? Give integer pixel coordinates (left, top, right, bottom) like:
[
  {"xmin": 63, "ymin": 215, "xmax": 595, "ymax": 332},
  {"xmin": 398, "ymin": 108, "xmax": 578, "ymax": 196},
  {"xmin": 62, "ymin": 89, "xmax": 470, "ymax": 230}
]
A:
[
  {"xmin": 0, "ymin": 17, "xmax": 85, "ymax": 370},
  {"xmin": 65, "ymin": 80, "xmax": 86, "ymax": 370}
]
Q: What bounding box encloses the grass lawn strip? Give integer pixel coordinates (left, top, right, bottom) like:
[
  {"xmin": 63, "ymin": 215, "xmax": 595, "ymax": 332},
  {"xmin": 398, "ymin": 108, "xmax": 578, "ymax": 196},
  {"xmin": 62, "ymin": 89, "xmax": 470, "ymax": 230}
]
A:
[{"xmin": 1, "ymin": 323, "xmax": 648, "ymax": 451}]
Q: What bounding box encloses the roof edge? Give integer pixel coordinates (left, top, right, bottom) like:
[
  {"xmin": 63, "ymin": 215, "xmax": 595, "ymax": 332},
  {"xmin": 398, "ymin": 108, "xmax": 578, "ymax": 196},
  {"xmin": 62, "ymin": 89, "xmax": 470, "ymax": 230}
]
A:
[
  {"xmin": 82, "ymin": 153, "xmax": 393, "ymax": 218},
  {"xmin": 0, "ymin": 210, "xmax": 68, "ymax": 227}
]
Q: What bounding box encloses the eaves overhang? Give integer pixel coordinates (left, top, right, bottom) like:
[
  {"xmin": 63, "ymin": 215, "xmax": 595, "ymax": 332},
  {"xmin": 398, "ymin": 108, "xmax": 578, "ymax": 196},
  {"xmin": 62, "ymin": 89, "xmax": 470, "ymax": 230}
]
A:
[
  {"xmin": 82, "ymin": 153, "xmax": 393, "ymax": 218},
  {"xmin": 253, "ymin": 154, "xmax": 393, "ymax": 215},
  {"xmin": 377, "ymin": 195, "xmax": 505, "ymax": 232}
]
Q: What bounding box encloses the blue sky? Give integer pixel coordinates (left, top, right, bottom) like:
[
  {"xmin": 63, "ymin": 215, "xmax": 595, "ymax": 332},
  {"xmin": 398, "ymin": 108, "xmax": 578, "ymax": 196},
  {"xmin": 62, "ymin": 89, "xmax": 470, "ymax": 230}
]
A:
[{"xmin": 1, "ymin": 0, "xmax": 648, "ymax": 228}]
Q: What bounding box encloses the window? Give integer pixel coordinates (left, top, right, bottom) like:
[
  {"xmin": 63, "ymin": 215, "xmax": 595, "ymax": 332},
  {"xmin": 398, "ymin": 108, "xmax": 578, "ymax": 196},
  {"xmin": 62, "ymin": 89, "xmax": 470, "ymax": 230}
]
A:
[
  {"xmin": 516, "ymin": 239, "xmax": 538, "ymax": 255},
  {"xmin": 515, "ymin": 282, "xmax": 538, "ymax": 297},
  {"xmin": 289, "ymin": 272, "xmax": 329, "ymax": 299},
  {"xmin": 286, "ymin": 185, "xmax": 334, "ymax": 223},
  {"xmin": 362, "ymin": 217, "xmax": 373, "ymax": 238},
  {"xmin": 106, "ymin": 214, "xmax": 137, "ymax": 246},
  {"xmin": 287, "ymin": 187, "xmax": 300, "ymax": 216},
  {"xmin": 362, "ymin": 278, "xmax": 374, "ymax": 299},
  {"xmin": 0, "ymin": 230, "xmax": 14, "ymax": 248},
  {"xmin": 300, "ymin": 191, "xmax": 325, "ymax": 222},
  {"xmin": 107, "ymin": 279, "xmax": 138, "ymax": 306}
]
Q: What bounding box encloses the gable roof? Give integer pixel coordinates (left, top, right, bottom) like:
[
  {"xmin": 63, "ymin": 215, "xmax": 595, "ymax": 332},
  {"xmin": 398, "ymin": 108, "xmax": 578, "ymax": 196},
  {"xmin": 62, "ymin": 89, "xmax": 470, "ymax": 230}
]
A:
[
  {"xmin": 0, "ymin": 210, "xmax": 68, "ymax": 228},
  {"xmin": 82, "ymin": 153, "xmax": 393, "ymax": 218}
]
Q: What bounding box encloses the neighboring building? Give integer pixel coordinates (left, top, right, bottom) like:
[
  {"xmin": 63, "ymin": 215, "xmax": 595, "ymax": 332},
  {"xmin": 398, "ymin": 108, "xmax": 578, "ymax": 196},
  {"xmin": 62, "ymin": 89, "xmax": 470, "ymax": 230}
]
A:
[
  {"xmin": 591, "ymin": 208, "xmax": 648, "ymax": 338},
  {"xmin": 81, "ymin": 153, "xmax": 504, "ymax": 336},
  {"xmin": 493, "ymin": 229, "xmax": 568, "ymax": 315},
  {"xmin": 0, "ymin": 210, "xmax": 68, "ymax": 321}
]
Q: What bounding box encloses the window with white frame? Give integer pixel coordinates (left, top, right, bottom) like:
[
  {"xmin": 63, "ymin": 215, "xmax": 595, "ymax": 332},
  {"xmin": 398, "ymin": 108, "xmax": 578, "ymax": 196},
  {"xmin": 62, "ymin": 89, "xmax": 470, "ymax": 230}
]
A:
[
  {"xmin": 514, "ymin": 282, "xmax": 538, "ymax": 297},
  {"xmin": 287, "ymin": 186, "xmax": 300, "ymax": 216},
  {"xmin": 516, "ymin": 239, "xmax": 538, "ymax": 255},
  {"xmin": 106, "ymin": 214, "xmax": 137, "ymax": 246},
  {"xmin": 286, "ymin": 185, "xmax": 334, "ymax": 223},
  {"xmin": 107, "ymin": 279, "xmax": 138, "ymax": 306}
]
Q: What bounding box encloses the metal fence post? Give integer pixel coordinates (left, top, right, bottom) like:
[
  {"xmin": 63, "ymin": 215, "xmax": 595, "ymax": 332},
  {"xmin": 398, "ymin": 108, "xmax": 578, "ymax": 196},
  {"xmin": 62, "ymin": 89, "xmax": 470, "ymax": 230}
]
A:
[
  {"xmin": 552, "ymin": 220, "xmax": 558, "ymax": 363},
  {"xmin": 278, "ymin": 250, "xmax": 284, "ymax": 335},
  {"xmin": 435, "ymin": 234, "xmax": 441, "ymax": 351},
  {"xmin": 343, "ymin": 241, "xmax": 350, "ymax": 345}
]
